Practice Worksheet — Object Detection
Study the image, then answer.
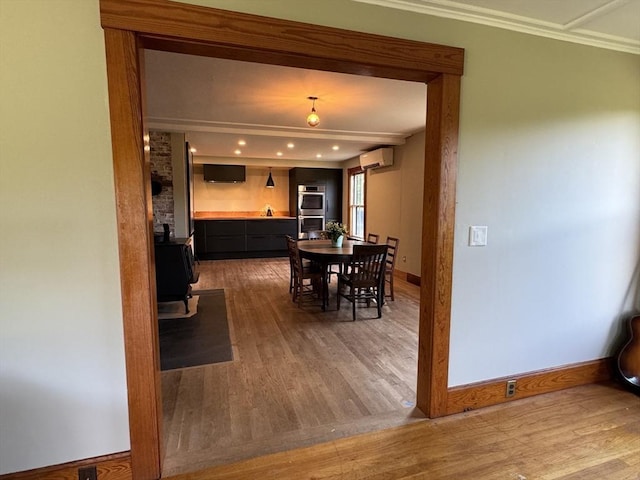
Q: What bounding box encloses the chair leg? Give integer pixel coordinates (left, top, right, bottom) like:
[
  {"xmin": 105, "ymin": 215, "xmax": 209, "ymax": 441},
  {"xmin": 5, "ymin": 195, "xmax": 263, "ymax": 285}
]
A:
[
  {"xmin": 389, "ymin": 274, "xmax": 395, "ymax": 301},
  {"xmin": 291, "ymin": 274, "xmax": 297, "ymax": 302},
  {"xmin": 297, "ymin": 279, "xmax": 303, "ymax": 308},
  {"xmin": 351, "ymin": 288, "xmax": 356, "ymax": 321}
]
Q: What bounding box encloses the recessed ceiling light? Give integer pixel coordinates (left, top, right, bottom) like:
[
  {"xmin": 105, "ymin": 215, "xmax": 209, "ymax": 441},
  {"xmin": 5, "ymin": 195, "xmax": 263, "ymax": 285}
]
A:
[
  {"xmin": 234, "ymin": 149, "xmax": 242, "ymax": 155},
  {"xmin": 287, "ymin": 142, "xmax": 294, "ymax": 149},
  {"xmin": 316, "ymin": 153, "xmax": 322, "ymax": 158},
  {"xmin": 332, "ymin": 145, "xmax": 339, "ymax": 151},
  {"xmin": 276, "ymin": 151, "xmax": 283, "ymax": 156},
  {"xmin": 238, "ymin": 140, "xmax": 246, "ymax": 146}
]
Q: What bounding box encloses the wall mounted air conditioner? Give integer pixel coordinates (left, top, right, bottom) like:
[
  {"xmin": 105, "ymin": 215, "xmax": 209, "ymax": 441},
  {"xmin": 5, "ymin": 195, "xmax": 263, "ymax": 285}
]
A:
[{"xmin": 359, "ymin": 147, "xmax": 393, "ymax": 170}]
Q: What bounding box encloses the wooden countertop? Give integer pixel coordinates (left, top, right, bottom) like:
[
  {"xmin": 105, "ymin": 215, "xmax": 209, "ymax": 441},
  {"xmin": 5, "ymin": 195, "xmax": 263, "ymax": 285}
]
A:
[{"xmin": 195, "ymin": 215, "xmax": 296, "ymax": 220}]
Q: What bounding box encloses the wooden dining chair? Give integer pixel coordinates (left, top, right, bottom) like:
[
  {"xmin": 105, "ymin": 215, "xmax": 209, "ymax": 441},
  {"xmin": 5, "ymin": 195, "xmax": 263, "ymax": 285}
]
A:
[
  {"xmin": 285, "ymin": 235, "xmax": 297, "ymax": 295},
  {"xmin": 384, "ymin": 236, "xmax": 400, "ymax": 301},
  {"xmin": 366, "ymin": 233, "xmax": 380, "ymax": 244},
  {"xmin": 337, "ymin": 244, "xmax": 388, "ymax": 320},
  {"xmin": 309, "ymin": 229, "xmax": 342, "ymax": 279},
  {"xmin": 287, "ymin": 237, "xmax": 324, "ymax": 308},
  {"xmin": 308, "ymin": 230, "xmax": 327, "ymax": 240}
]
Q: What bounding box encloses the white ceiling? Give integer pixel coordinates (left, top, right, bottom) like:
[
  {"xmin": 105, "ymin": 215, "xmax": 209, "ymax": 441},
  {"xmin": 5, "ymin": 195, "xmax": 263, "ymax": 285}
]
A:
[
  {"xmin": 144, "ymin": 0, "xmax": 639, "ymax": 164},
  {"xmin": 356, "ymin": 0, "xmax": 640, "ymax": 53},
  {"xmin": 145, "ymin": 52, "xmax": 427, "ymax": 163}
]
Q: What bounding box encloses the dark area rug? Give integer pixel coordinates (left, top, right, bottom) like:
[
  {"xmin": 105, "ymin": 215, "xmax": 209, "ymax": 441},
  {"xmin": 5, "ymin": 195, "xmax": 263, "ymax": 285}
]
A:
[{"xmin": 158, "ymin": 289, "xmax": 233, "ymax": 371}]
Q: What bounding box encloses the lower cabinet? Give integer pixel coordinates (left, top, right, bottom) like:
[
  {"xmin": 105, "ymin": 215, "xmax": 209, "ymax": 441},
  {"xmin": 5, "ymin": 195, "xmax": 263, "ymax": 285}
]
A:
[{"xmin": 195, "ymin": 219, "xmax": 296, "ymax": 259}]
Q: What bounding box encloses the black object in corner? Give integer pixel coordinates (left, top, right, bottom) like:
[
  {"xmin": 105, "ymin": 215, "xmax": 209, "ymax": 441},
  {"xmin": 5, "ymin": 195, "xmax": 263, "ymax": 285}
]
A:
[{"xmin": 154, "ymin": 238, "xmax": 199, "ymax": 313}]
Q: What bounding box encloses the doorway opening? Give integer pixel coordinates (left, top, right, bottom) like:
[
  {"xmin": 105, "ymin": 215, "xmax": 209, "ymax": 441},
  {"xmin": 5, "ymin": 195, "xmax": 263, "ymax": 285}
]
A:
[
  {"xmin": 101, "ymin": 1, "xmax": 463, "ymax": 477},
  {"xmin": 145, "ymin": 52, "xmax": 429, "ymax": 473}
]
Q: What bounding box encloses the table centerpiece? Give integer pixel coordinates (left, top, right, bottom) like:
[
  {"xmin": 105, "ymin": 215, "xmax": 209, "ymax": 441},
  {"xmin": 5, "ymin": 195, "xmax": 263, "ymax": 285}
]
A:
[{"xmin": 326, "ymin": 221, "xmax": 348, "ymax": 247}]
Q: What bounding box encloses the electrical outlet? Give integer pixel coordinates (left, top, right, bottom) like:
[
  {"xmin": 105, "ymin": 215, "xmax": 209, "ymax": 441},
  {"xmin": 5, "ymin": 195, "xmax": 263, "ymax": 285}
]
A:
[
  {"xmin": 506, "ymin": 379, "xmax": 517, "ymax": 398},
  {"xmin": 402, "ymin": 255, "xmax": 406, "ymax": 262},
  {"xmin": 78, "ymin": 466, "xmax": 97, "ymax": 480}
]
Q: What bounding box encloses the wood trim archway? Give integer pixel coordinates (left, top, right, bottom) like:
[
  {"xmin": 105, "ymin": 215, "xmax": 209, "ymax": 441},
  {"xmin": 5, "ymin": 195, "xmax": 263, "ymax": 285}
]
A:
[{"xmin": 100, "ymin": 0, "xmax": 463, "ymax": 478}]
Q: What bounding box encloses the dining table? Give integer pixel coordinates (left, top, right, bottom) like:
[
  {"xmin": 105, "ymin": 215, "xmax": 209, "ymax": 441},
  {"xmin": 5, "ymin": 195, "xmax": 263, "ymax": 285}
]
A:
[{"xmin": 297, "ymin": 238, "xmax": 368, "ymax": 310}]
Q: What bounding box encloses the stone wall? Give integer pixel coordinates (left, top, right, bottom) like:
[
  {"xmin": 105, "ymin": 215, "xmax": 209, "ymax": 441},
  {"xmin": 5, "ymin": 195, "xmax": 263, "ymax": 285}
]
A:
[{"xmin": 150, "ymin": 131, "xmax": 174, "ymax": 235}]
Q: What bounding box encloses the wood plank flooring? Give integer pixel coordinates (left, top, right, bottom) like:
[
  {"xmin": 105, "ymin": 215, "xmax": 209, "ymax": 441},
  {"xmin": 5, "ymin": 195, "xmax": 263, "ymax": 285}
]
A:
[
  {"xmin": 162, "ymin": 258, "xmax": 423, "ymax": 475},
  {"xmin": 165, "ymin": 382, "xmax": 640, "ymax": 480},
  {"xmin": 162, "ymin": 258, "xmax": 640, "ymax": 479}
]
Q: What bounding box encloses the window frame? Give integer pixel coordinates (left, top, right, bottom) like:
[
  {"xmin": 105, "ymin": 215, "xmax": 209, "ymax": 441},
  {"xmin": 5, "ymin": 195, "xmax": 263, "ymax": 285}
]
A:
[{"xmin": 348, "ymin": 165, "xmax": 366, "ymax": 240}]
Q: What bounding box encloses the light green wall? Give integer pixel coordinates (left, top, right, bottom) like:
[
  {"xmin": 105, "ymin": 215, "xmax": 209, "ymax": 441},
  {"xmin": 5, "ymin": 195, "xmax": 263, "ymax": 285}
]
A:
[
  {"xmin": 1, "ymin": 0, "xmax": 639, "ymax": 473},
  {"xmin": 0, "ymin": 0, "xmax": 129, "ymax": 473}
]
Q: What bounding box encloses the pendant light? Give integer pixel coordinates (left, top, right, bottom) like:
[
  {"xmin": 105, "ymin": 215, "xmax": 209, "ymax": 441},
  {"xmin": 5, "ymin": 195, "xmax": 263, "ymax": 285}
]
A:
[
  {"xmin": 266, "ymin": 167, "xmax": 275, "ymax": 188},
  {"xmin": 306, "ymin": 96, "xmax": 320, "ymax": 127}
]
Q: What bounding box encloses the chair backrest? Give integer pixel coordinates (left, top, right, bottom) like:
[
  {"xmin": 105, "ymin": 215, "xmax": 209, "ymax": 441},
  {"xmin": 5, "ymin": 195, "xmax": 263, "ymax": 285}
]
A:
[
  {"xmin": 348, "ymin": 244, "xmax": 388, "ymax": 287},
  {"xmin": 366, "ymin": 233, "xmax": 380, "ymax": 244},
  {"xmin": 385, "ymin": 236, "xmax": 399, "ymax": 272},
  {"xmin": 308, "ymin": 230, "xmax": 327, "ymax": 240},
  {"xmin": 285, "ymin": 235, "xmax": 297, "ymax": 264},
  {"xmin": 286, "ymin": 235, "xmax": 304, "ymax": 274}
]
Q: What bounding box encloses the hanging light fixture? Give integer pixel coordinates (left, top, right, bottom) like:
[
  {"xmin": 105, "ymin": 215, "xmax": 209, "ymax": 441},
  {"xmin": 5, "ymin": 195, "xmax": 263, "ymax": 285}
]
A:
[
  {"xmin": 306, "ymin": 96, "xmax": 320, "ymax": 127},
  {"xmin": 266, "ymin": 167, "xmax": 275, "ymax": 188}
]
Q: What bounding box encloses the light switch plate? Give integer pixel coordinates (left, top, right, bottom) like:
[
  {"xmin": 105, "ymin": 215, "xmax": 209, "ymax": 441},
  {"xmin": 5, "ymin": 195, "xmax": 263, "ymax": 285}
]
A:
[{"xmin": 469, "ymin": 226, "xmax": 488, "ymax": 246}]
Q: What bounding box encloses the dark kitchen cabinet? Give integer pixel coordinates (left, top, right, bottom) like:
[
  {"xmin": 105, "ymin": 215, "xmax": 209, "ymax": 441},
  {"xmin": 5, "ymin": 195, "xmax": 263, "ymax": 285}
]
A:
[
  {"xmin": 246, "ymin": 219, "xmax": 296, "ymax": 251},
  {"xmin": 194, "ymin": 219, "xmax": 295, "ymax": 259},
  {"xmin": 208, "ymin": 221, "xmax": 246, "ymax": 253},
  {"xmin": 288, "ymin": 168, "xmax": 343, "ymax": 223}
]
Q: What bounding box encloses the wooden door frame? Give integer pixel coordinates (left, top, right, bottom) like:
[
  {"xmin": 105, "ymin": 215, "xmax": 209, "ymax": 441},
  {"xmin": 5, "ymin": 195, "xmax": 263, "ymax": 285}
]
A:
[{"xmin": 100, "ymin": 0, "xmax": 463, "ymax": 478}]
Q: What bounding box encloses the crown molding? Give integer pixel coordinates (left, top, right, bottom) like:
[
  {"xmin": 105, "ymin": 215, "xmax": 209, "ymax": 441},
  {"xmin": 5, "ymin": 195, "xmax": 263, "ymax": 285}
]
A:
[
  {"xmin": 146, "ymin": 117, "xmax": 409, "ymax": 145},
  {"xmin": 352, "ymin": 0, "xmax": 640, "ymax": 55}
]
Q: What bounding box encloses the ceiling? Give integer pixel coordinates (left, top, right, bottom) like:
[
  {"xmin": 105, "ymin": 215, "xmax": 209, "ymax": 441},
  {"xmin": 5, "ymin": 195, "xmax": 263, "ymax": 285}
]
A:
[
  {"xmin": 144, "ymin": 0, "xmax": 639, "ymax": 165},
  {"xmin": 356, "ymin": 0, "xmax": 640, "ymax": 53},
  {"xmin": 144, "ymin": 52, "xmax": 427, "ymax": 164}
]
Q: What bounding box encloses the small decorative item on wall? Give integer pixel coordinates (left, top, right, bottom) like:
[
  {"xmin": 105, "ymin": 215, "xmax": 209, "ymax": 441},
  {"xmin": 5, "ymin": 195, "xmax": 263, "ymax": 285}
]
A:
[
  {"xmin": 326, "ymin": 221, "xmax": 348, "ymax": 247},
  {"xmin": 151, "ymin": 173, "xmax": 163, "ymax": 196}
]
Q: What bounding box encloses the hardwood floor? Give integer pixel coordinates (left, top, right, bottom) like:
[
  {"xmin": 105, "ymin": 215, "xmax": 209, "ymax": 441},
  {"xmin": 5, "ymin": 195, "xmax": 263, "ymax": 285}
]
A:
[
  {"xmin": 165, "ymin": 382, "xmax": 640, "ymax": 480},
  {"xmin": 162, "ymin": 258, "xmax": 423, "ymax": 475},
  {"xmin": 162, "ymin": 258, "xmax": 640, "ymax": 479}
]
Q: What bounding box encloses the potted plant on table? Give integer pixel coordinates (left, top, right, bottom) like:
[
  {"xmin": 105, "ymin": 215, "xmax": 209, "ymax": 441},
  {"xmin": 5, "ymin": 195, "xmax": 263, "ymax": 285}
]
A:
[{"xmin": 326, "ymin": 221, "xmax": 348, "ymax": 247}]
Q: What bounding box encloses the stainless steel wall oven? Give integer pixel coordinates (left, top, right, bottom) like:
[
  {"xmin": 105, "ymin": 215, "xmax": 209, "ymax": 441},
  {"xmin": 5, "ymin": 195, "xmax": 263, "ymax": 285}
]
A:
[
  {"xmin": 298, "ymin": 184, "xmax": 325, "ymax": 238},
  {"xmin": 298, "ymin": 185, "xmax": 325, "ymax": 216}
]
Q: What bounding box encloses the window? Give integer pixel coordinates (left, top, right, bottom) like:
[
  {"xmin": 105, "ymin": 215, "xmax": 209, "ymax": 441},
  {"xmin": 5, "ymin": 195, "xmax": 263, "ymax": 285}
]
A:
[{"xmin": 348, "ymin": 166, "xmax": 365, "ymax": 239}]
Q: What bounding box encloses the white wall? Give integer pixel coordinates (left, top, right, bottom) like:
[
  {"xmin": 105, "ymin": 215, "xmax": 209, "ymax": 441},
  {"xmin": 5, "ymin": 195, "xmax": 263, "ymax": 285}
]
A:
[
  {"xmin": 1, "ymin": 0, "xmax": 639, "ymax": 473},
  {"xmin": 172, "ymin": 132, "xmax": 190, "ymax": 238},
  {"xmin": 0, "ymin": 0, "xmax": 129, "ymax": 474}
]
